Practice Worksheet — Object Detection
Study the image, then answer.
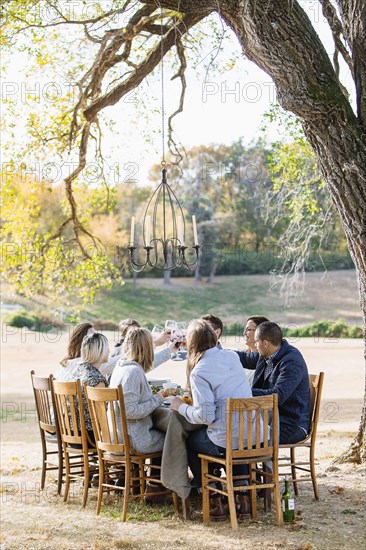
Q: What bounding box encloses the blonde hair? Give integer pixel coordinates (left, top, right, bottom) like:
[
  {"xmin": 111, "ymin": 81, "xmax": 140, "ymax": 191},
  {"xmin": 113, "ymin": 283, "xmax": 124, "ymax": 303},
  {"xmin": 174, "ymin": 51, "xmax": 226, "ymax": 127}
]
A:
[
  {"xmin": 119, "ymin": 318, "xmax": 141, "ymax": 341},
  {"xmin": 122, "ymin": 327, "xmax": 154, "ymax": 373},
  {"xmin": 61, "ymin": 322, "xmax": 94, "ymax": 367},
  {"xmin": 186, "ymin": 320, "xmax": 217, "ymax": 387},
  {"xmin": 80, "ymin": 333, "xmax": 109, "ymax": 365}
]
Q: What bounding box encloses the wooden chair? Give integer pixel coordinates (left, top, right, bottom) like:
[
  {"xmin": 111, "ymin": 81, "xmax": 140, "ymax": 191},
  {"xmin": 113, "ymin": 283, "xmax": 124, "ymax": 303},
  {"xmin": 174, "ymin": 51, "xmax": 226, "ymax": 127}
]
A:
[
  {"xmin": 52, "ymin": 379, "xmax": 98, "ymax": 507},
  {"xmin": 31, "ymin": 370, "xmax": 63, "ymax": 494},
  {"xmin": 278, "ymin": 372, "xmax": 324, "ymax": 500},
  {"xmin": 86, "ymin": 385, "xmax": 178, "ymax": 521},
  {"xmin": 199, "ymin": 394, "xmax": 282, "ymax": 529}
]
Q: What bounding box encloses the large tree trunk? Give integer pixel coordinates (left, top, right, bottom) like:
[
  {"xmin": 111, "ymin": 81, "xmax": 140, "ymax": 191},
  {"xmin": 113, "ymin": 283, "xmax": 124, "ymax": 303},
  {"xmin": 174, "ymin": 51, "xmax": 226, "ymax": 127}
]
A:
[{"xmin": 219, "ymin": 0, "xmax": 366, "ymax": 462}]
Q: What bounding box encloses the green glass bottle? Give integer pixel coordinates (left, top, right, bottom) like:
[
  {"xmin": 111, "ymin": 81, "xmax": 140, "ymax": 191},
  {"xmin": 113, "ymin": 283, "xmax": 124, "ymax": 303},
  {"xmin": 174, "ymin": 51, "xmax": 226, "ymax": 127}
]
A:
[{"xmin": 282, "ymin": 478, "xmax": 295, "ymax": 522}]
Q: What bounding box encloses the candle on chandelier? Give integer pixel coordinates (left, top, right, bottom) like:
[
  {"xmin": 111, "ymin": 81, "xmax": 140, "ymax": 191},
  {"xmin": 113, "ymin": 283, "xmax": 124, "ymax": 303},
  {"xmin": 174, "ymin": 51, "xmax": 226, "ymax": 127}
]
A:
[
  {"xmin": 178, "ymin": 215, "xmax": 184, "ymax": 246},
  {"xmin": 130, "ymin": 216, "xmax": 135, "ymax": 247},
  {"xmin": 192, "ymin": 215, "xmax": 198, "ymax": 246},
  {"xmin": 145, "ymin": 215, "xmax": 151, "ymax": 245}
]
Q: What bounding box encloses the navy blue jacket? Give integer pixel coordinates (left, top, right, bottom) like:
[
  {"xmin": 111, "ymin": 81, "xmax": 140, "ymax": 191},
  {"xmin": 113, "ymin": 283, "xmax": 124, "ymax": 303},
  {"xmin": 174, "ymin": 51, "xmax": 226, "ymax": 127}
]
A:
[{"xmin": 236, "ymin": 340, "xmax": 310, "ymax": 432}]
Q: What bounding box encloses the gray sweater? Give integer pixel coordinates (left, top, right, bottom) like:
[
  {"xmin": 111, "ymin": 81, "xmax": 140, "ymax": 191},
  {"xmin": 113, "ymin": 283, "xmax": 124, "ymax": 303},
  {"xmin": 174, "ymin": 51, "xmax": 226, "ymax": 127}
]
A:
[{"xmin": 109, "ymin": 359, "xmax": 165, "ymax": 453}]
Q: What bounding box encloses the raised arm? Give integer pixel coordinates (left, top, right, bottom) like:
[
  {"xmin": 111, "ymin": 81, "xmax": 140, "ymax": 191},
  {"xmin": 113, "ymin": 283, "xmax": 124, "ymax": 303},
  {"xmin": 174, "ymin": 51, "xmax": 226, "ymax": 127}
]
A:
[{"xmin": 236, "ymin": 350, "xmax": 259, "ymax": 370}]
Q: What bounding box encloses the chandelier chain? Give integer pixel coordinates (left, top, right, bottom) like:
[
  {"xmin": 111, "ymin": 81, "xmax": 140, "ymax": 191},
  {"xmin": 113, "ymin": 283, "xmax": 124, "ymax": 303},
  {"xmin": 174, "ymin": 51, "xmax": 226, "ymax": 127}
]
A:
[{"xmin": 160, "ymin": 5, "xmax": 166, "ymax": 164}]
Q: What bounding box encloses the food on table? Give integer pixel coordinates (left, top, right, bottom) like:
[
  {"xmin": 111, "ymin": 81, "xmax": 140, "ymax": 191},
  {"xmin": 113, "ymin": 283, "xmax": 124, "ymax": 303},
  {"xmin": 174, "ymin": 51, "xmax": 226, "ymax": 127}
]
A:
[
  {"xmin": 181, "ymin": 395, "xmax": 193, "ymax": 405},
  {"xmin": 162, "ymin": 387, "xmax": 182, "ymax": 397}
]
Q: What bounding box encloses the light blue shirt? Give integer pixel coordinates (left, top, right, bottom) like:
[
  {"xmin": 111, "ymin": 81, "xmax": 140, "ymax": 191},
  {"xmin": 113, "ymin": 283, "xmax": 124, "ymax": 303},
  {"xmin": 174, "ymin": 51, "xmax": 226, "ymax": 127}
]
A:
[{"xmin": 178, "ymin": 347, "xmax": 260, "ymax": 448}]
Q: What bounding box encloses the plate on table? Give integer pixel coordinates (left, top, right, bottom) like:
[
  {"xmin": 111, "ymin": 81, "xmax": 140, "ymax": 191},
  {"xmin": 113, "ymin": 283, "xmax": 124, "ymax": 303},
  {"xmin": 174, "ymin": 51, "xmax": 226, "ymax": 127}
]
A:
[{"xmin": 148, "ymin": 379, "xmax": 169, "ymax": 386}]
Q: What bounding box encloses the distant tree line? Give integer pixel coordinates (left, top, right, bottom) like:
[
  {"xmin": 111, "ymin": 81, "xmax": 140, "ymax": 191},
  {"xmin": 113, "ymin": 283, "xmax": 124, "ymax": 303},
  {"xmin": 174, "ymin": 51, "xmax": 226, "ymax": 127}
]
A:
[{"xmin": 1, "ymin": 137, "xmax": 353, "ymax": 302}]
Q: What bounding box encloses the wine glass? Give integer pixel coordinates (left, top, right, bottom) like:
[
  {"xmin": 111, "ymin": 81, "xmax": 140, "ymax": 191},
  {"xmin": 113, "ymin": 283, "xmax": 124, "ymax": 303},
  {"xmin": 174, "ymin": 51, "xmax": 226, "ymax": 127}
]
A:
[
  {"xmin": 165, "ymin": 320, "xmax": 177, "ymax": 340},
  {"xmin": 165, "ymin": 320, "xmax": 177, "ymax": 331},
  {"xmin": 151, "ymin": 325, "xmax": 164, "ymax": 338},
  {"xmin": 176, "ymin": 321, "xmax": 187, "ymax": 348}
]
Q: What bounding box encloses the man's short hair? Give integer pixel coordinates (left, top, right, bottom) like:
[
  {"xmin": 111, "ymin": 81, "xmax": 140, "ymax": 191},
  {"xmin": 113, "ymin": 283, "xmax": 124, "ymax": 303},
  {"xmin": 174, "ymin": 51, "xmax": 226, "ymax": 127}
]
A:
[
  {"xmin": 256, "ymin": 321, "xmax": 282, "ymax": 347},
  {"xmin": 201, "ymin": 314, "xmax": 223, "ymax": 337}
]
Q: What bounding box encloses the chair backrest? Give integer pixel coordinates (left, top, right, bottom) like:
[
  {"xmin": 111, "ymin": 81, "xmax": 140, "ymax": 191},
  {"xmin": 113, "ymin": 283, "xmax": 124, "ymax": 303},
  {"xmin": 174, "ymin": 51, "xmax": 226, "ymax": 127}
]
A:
[
  {"xmin": 86, "ymin": 385, "xmax": 131, "ymax": 456},
  {"xmin": 52, "ymin": 379, "xmax": 89, "ymax": 448},
  {"xmin": 226, "ymin": 394, "xmax": 279, "ymax": 461},
  {"xmin": 31, "ymin": 370, "xmax": 57, "ymax": 434},
  {"xmin": 308, "ymin": 372, "xmax": 324, "ymax": 439}
]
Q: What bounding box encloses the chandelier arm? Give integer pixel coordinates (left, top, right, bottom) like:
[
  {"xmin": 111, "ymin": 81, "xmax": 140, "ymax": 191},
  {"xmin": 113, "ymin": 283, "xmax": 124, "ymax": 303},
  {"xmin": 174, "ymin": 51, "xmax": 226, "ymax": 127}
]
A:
[
  {"xmin": 128, "ymin": 246, "xmax": 149, "ymax": 272},
  {"xmin": 180, "ymin": 245, "xmax": 201, "ymax": 271},
  {"xmin": 143, "ymin": 180, "xmax": 163, "ymax": 246}
]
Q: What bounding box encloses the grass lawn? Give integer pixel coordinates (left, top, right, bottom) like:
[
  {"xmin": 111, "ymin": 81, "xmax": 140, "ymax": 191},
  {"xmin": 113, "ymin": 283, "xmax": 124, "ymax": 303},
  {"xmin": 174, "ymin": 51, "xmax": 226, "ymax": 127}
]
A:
[{"xmin": 85, "ymin": 270, "xmax": 362, "ymax": 327}]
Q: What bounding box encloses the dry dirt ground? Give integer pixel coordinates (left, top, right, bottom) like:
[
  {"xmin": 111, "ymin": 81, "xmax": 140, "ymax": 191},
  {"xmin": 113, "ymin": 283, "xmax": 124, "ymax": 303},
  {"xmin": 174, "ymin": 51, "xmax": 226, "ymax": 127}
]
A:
[{"xmin": 1, "ymin": 333, "xmax": 365, "ymax": 549}]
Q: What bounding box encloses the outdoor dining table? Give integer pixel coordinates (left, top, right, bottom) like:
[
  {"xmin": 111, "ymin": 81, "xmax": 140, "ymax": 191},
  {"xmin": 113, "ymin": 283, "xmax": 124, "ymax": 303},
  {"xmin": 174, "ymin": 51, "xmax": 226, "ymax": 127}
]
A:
[{"xmin": 152, "ymin": 405, "xmax": 202, "ymax": 501}]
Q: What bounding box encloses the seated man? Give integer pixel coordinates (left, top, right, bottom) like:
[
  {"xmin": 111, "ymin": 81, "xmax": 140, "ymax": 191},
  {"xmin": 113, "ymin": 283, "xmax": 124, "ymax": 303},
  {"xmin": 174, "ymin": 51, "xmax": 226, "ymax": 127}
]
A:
[
  {"xmin": 236, "ymin": 321, "xmax": 310, "ymax": 444},
  {"xmin": 201, "ymin": 313, "xmax": 224, "ymax": 348}
]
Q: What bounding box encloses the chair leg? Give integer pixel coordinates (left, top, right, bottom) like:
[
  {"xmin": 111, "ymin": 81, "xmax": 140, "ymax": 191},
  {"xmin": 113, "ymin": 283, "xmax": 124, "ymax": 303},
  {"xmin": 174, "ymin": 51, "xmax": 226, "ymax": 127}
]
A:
[
  {"xmin": 121, "ymin": 464, "xmax": 131, "ymax": 522},
  {"xmin": 96, "ymin": 458, "xmax": 105, "ymax": 515},
  {"xmin": 226, "ymin": 469, "xmax": 238, "ymax": 529},
  {"xmin": 40, "ymin": 434, "xmax": 47, "ymax": 490},
  {"xmin": 57, "ymin": 446, "xmax": 63, "ymax": 495},
  {"xmin": 105, "ymin": 462, "xmax": 112, "ymax": 494},
  {"xmin": 310, "ymin": 446, "xmax": 319, "ymax": 500},
  {"xmin": 138, "ymin": 461, "xmax": 146, "ymax": 494},
  {"xmin": 63, "ymin": 452, "xmax": 71, "ymax": 502},
  {"xmin": 182, "ymin": 496, "xmax": 191, "ymax": 520},
  {"xmin": 201, "ymin": 459, "xmax": 210, "ymax": 524},
  {"xmin": 172, "ymin": 492, "xmax": 179, "ymax": 513},
  {"xmin": 82, "ymin": 456, "xmax": 90, "ymax": 508},
  {"xmin": 263, "ymin": 463, "xmax": 272, "ymax": 512},
  {"xmin": 249, "ymin": 463, "xmax": 257, "ymax": 519},
  {"xmin": 273, "ymin": 480, "xmax": 283, "ymax": 526},
  {"xmin": 290, "ymin": 448, "xmax": 298, "ymax": 496}
]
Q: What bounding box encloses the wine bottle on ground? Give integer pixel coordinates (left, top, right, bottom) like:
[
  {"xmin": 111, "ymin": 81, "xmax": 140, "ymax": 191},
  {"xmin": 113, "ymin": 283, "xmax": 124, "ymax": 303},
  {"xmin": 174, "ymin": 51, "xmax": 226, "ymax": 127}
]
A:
[{"xmin": 282, "ymin": 477, "xmax": 295, "ymax": 522}]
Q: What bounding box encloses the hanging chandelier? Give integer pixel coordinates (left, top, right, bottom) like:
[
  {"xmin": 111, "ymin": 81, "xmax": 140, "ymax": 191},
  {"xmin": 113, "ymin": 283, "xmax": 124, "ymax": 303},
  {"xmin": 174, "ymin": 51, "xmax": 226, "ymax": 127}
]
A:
[{"xmin": 127, "ymin": 7, "xmax": 200, "ymax": 272}]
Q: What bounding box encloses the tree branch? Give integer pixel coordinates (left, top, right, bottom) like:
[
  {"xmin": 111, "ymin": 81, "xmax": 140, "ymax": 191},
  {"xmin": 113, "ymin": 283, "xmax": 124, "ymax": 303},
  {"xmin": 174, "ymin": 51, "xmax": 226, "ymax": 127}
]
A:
[
  {"xmin": 319, "ymin": 0, "xmax": 354, "ymax": 78},
  {"xmin": 83, "ymin": 11, "xmax": 207, "ymax": 121},
  {"xmin": 337, "ymin": 0, "xmax": 366, "ymax": 131}
]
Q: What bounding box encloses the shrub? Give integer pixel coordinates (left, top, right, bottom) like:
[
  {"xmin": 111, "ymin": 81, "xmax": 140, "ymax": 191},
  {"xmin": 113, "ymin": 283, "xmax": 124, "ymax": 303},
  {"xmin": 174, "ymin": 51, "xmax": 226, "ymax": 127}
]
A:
[
  {"xmin": 93, "ymin": 319, "xmax": 119, "ymax": 331},
  {"xmin": 5, "ymin": 311, "xmax": 65, "ymax": 331},
  {"xmin": 5, "ymin": 310, "xmax": 36, "ymax": 329},
  {"xmin": 282, "ymin": 319, "xmax": 363, "ymax": 338},
  {"xmin": 348, "ymin": 325, "xmax": 364, "ymax": 338},
  {"xmin": 35, "ymin": 315, "xmax": 65, "ymax": 331}
]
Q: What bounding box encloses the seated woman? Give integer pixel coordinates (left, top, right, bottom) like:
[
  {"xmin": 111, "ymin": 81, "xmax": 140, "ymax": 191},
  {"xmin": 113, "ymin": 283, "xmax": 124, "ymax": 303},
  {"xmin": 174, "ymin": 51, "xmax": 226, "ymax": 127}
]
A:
[
  {"xmin": 171, "ymin": 319, "xmax": 257, "ymax": 520},
  {"xmin": 109, "ymin": 327, "xmax": 164, "ymax": 454},
  {"xmin": 56, "ymin": 322, "xmax": 96, "ymax": 381},
  {"xmin": 56, "ymin": 322, "xmax": 119, "ymax": 381},
  {"xmin": 68, "ymin": 332, "xmax": 109, "ymax": 443},
  {"xmin": 242, "ymin": 315, "xmax": 269, "ymax": 386},
  {"xmin": 111, "ymin": 318, "xmax": 179, "ymax": 368}
]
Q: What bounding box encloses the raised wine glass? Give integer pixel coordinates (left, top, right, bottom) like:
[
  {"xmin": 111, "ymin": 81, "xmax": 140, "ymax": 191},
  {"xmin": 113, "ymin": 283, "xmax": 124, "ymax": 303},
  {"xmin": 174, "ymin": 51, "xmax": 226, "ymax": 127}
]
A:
[{"xmin": 151, "ymin": 325, "xmax": 164, "ymax": 338}]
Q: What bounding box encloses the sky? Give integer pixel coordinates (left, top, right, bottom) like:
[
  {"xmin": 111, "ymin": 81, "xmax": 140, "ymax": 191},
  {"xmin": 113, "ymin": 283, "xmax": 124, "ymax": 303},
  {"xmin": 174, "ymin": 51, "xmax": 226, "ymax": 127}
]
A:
[{"xmin": 1, "ymin": 1, "xmax": 356, "ymax": 188}]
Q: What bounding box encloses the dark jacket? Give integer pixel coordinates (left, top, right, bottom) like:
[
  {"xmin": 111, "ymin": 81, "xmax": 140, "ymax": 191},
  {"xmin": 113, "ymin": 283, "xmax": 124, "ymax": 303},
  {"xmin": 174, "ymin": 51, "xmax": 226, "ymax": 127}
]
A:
[{"xmin": 236, "ymin": 340, "xmax": 310, "ymax": 432}]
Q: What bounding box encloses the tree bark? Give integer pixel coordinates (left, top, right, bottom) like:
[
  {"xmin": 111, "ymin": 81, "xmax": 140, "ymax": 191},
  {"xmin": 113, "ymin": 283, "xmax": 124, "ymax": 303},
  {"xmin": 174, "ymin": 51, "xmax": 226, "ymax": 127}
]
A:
[{"xmin": 219, "ymin": 0, "xmax": 366, "ymax": 462}]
